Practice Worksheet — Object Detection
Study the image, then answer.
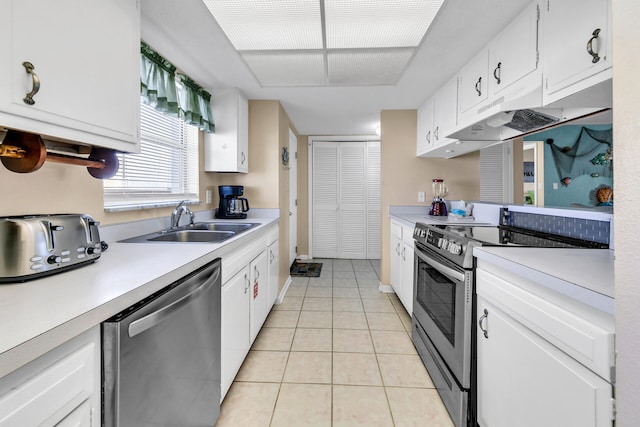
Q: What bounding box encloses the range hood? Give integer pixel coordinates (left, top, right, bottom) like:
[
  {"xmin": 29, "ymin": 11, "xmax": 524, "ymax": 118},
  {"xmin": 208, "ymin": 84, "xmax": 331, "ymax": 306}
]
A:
[{"xmin": 450, "ymin": 78, "xmax": 612, "ymax": 142}]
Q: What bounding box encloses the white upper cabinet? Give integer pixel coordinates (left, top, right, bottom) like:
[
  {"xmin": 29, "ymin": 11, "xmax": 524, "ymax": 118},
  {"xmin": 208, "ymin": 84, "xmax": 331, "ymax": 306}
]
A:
[
  {"xmin": 542, "ymin": 0, "xmax": 612, "ymax": 105},
  {"xmin": 457, "ymin": 49, "xmax": 489, "ymax": 123},
  {"xmin": 0, "ymin": 0, "xmax": 140, "ymax": 153},
  {"xmin": 433, "ymin": 78, "xmax": 458, "ymax": 147},
  {"xmin": 488, "ymin": 2, "xmax": 540, "ymax": 98},
  {"xmin": 416, "ymin": 98, "xmax": 434, "ymax": 155},
  {"xmin": 417, "ymin": 76, "xmax": 459, "ymax": 158},
  {"xmin": 204, "ymin": 88, "xmax": 249, "ymax": 173},
  {"xmin": 459, "ymin": 2, "xmax": 540, "ymax": 126}
]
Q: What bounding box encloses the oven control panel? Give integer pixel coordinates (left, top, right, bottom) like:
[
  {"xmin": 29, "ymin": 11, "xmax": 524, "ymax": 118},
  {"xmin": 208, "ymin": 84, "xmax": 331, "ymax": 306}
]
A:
[{"xmin": 414, "ymin": 227, "xmax": 464, "ymax": 255}]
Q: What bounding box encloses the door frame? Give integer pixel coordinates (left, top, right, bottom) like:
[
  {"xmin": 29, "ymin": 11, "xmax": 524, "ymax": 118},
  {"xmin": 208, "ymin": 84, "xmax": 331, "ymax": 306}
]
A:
[
  {"xmin": 288, "ymin": 129, "xmax": 298, "ymax": 266},
  {"xmin": 307, "ymin": 134, "xmax": 379, "ymax": 260}
]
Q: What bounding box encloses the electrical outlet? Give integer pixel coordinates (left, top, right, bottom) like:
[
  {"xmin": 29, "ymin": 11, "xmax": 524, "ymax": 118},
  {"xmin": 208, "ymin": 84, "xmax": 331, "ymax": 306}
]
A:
[
  {"xmin": 552, "ymin": 183, "xmax": 558, "ymax": 190},
  {"xmin": 418, "ymin": 192, "xmax": 425, "ymax": 203},
  {"xmin": 205, "ymin": 190, "xmax": 212, "ymax": 204}
]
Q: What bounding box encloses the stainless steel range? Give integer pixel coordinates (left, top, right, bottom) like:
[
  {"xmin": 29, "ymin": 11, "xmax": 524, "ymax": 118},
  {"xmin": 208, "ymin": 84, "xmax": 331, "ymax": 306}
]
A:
[{"xmin": 411, "ymin": 222, "xmax": 608, "ymax": 427}]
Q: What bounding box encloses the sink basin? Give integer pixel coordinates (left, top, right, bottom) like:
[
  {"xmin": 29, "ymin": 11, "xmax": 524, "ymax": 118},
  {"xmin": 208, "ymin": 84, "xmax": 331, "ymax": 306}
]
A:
[
  {"xmin": 148, "ymin": 230, "xmax": 235, "ymax": 243},
  {"xmin": 119, "ymin": 222, "xmax": 260, "ymax": 244},
  {"xmin": 190, "ymin": 222, "xmax": 258, "ymax": 233}
]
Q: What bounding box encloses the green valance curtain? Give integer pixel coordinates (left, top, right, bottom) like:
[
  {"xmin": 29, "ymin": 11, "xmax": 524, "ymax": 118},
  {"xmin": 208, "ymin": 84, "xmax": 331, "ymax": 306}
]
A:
[{"xmin": 140, "ymin": 42, "xmax": 215, "ymax": 133}]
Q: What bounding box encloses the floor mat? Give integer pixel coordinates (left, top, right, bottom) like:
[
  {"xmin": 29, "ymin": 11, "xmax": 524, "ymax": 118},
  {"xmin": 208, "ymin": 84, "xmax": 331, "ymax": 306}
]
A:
[{"xmin": 290, "ymin": 261, "xmax": 323, "ymax": 277}]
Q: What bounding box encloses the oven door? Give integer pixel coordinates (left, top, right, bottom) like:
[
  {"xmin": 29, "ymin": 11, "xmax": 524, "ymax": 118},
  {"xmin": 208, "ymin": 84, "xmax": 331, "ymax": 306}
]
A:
[{"xmin": 413, "ymin": 242, "xmax": 473, "ymax": 388}]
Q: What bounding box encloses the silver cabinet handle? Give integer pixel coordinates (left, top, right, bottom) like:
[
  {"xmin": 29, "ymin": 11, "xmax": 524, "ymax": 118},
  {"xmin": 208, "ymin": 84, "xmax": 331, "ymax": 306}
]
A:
[
  {"xmin": 254, "ymin": 265, "xmax": 260, "ymax": 282},
  {"xmin": 475, "ymin": 77, "xmax": 482, "ymax": 96},
  {"xmin": 241, "ymin": 152, "xmax": 246, "ymax": 165},
  {"xmin": 128, "ymin": 265, "xmax": 220, "ymax": 337},
  {"xmin": 434, "ymin": 126, "xmax": 439, "ymax": 141},
  {"xmin": 22, "ymin": 62, "xmax": 40, "ymax": 105},
  {"xmin": 493, "ymin": 62, "xmax": 502, "ymax": 84},
  {"xmin": 586, "ymin": 28, "xmax": 601, "ymax": 63},
  {"xmin": 426, "ymin": 130, "xmax": 431, "ymax": 145},
  {"xmin": 269, "ymin": 250, "xmax": 275, "ymax": 263},
  {"xmin": 478, "ymin": 308, "xmax": 489, "ymax": 339},
  {"xmin": 401, "ymin": 246, "xmax": 406, "ymax": 261},
  {"xmin": 244, "ymin": 273, "xmax": 250, "ymax": 294}
]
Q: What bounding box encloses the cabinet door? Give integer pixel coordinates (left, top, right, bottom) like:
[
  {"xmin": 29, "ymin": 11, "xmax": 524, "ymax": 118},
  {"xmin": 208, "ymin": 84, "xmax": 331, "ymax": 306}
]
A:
[
  {"xmin": 204, "ymin": 88, "xmax": 248, "ymax": 173},
  {"xmin": 0, "ymin": 0, "xmax": 140, "ymax": 152},
  {"xmin": 433, "ymin": 77, "xmax": 458, "ymax": 146},
  {"xmin": 221, "ymin": 267, "xmax": 251, "ymax": 399},
  {"xmin": 476, "ymin": 295, "xmax": 613, "ymax": 427},
  {"xmin": 389, "ymin": 221, "xmax": 405, "ymax": 306},
  {"xmin": 249, "ymin": 251, "xmax": 269, "ymax": 343},
  {"xmin": 267, "ymin": 240, "xmax": 280, "ymax": 308},
  {"xmin": 543, "ymin": 0, "xmax": 611, "ymax": 100},
  {"xmin": 416, "ymin": 98, "xmax": 434, "ymax": 155},
  {"xmin": 0, "ymin": 327, "xmax": 99, "ymax": 427},
  {"xmin": 400, "ymin": 240, "xmax": 414, "ymax": 315},
  {"xmin": 457, "ymin": 49, "xmax": 489, "ymax": 121},
  {"xmin": 489, "ymin": 3, "xmax": 539, "ymax": 96}
]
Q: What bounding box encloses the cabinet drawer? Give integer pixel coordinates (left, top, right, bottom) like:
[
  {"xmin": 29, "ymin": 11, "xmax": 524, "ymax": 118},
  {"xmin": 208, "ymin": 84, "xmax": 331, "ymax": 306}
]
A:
[
  {"xmin": 0, "ymin": 342, "xmax": 95, "ymax": 426},
  {"xmin": 390, "ymin": 221, "xmax": 403, "ymax": 240}
]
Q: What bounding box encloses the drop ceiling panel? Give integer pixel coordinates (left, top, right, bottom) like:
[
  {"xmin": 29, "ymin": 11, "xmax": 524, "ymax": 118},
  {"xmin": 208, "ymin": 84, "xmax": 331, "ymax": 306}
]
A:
[
  {"xmin": 241, "ymin": 51, "xmax": 326, "ymax": 86},
  {"xmin": 324, "ymin": 0, "xmax": 445, "ymax": 48},
  {"xmin": 327, "ymin": 48, "xmax": 415, "ymax": 85},
  {"xmin": 202, "ymin": 0, "xmax": 446, "ymax": 87},
  {"xmin": 202, "ymin": 0, "xmax": 322, "ymax": 50}
]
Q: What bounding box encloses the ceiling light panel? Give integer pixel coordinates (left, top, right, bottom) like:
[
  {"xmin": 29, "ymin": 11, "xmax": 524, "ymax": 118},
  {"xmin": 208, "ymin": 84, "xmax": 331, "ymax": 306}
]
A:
[
  {"xmin": 202, "ymin": 0, "xmax": 323, "ymax": 50},
  {"xmin": 324, "ymin": 0, "xmax": 445, "ymax": 49},
  {"xmin": 241, "ymin": 51, "xmax": 326, "ymax": 86},
  {"xmin": 327, "ymin": 48, "xmax": 415, "ymax": 85}
]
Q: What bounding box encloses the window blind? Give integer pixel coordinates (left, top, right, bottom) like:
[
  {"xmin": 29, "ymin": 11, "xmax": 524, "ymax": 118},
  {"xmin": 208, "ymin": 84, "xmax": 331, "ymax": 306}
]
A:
[{"xmin": 104, "ymin": 102, "xmax": 199, "ymax": 211}]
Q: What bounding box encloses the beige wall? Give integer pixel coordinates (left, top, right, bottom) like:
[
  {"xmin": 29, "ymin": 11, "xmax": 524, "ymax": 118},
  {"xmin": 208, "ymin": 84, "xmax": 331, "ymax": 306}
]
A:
[{"xmin": 379, "ymin": 110, "xmax": 480, "ymax": 285}]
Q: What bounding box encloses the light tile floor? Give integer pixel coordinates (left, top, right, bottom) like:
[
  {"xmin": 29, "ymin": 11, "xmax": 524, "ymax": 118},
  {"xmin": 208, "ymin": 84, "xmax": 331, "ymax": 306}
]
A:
[{"xmin": 215, "ymin": 259, "xmax": 454, "ymax": 427}]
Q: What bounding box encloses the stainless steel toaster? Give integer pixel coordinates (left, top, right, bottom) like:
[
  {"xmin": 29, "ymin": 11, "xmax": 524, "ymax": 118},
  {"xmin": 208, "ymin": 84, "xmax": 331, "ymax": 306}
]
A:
[{"xmin": 0, "ymin": 214, "xmax": 104, "ymax": 283}]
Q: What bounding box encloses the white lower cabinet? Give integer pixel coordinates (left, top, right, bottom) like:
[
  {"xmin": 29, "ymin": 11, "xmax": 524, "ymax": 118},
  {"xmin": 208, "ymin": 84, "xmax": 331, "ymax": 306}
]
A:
[
  {"xmin": 267, "ymin": 239, "xmax": 280, "ymax": 307},
  {"xmin": 0, "ymin": 326, "xmax": 101, "ymax": 427},
  {"xmin": 475, "ymin": 263, "xmax": 615, "ymax": 427},
  {"xmin": 389, "ymin": 219, "xmax": 414, "ymax": 315},
  {"xmin": 249, "ymin": 250, "xmax": 269, "ymax": 343},
  {"xmin": 220, "ymin": 224, "xmax": 279, "ymax": 400},
  {"xmin": 221, "ymin": 266, "xmax": 251, "ymax": 400}
]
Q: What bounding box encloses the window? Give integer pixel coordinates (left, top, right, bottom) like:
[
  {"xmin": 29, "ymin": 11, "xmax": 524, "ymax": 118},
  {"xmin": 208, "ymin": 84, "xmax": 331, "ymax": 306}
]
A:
[{"xmin": 104, "ymin": 101, "xmax": 199, "ymax": 211}]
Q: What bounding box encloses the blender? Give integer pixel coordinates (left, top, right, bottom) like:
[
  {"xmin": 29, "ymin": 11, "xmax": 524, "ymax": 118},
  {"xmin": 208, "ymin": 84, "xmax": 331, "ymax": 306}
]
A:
[{"xmin": 429, "ymin": 179, "xmax": 448, "ymax": 216}]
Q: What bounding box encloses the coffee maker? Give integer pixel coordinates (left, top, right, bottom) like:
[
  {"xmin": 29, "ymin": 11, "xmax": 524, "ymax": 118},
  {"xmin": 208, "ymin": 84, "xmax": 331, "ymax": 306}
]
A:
[{"xmin": 215, "ymin": 185, "xmax": 250, "ymax": 219}]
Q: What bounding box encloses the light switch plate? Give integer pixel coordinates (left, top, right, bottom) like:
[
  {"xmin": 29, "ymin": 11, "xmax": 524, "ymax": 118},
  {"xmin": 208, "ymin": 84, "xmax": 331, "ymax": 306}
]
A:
[
  {"xmin": 418, "ymin": 192, "xmax": 425, "ymax": 202},
  {"xmin": 206, "ymin": 190, "xmax": 212, "ymax": 204}
]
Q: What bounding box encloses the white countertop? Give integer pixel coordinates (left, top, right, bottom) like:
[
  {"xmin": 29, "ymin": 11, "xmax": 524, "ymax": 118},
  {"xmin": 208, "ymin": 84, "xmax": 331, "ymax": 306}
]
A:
[
  {"xmin": 0, "ymin": 213, "xmax": 278, "ymax": 377},
  {"xmin": 474, "ymin": 247, "xmax": 615, "ymax": 314}
]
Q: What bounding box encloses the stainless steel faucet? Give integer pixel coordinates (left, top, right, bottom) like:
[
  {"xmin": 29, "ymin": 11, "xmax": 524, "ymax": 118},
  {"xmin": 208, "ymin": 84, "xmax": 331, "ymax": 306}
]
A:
[{"xmin": 170, "ymin": 200, "xmax": 195, "ymax": 229}]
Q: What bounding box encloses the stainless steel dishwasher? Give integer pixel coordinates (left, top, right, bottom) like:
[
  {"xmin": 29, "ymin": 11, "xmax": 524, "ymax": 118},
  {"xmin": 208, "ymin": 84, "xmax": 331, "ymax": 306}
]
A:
[{"xmin": 102, "ymin": 258, "xmax": 221, "ymax": 427}]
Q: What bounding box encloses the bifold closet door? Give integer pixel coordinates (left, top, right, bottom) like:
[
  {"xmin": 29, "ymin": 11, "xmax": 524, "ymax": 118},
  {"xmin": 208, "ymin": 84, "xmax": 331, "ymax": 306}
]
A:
[{"xmin": 312, "ymin": 141, "xmax": 380, "ymax": 259}]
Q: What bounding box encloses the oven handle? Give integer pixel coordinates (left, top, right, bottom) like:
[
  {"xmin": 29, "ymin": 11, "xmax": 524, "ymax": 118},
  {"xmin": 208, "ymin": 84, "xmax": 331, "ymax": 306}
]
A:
[{"xmin": 415, "ymin": 246, "xmax": 465, "ymax": 283}]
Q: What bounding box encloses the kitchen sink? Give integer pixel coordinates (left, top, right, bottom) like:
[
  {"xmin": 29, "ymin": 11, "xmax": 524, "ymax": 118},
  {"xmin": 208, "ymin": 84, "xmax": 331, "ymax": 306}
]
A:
[
  {"xmin": 148, "ymin": 230, "xmax": 235, "ymax": 243},
  {"xmin": 189, "ymin": 223, "xmax": 257, "ymax": 233},
  {"xmin": 119, "ymin": 222, "xmax": 260, "ymax": 244}
]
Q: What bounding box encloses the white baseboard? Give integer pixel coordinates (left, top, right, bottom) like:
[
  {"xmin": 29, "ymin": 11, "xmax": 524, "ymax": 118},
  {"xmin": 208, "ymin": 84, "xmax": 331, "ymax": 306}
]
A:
[
  {"xmin": 275, "ymin": 275, "xmax": 292, "ymax": 305},
  {"xmin": 378, "ymin": 283, "xmax": 395, "ymax": 294}
]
